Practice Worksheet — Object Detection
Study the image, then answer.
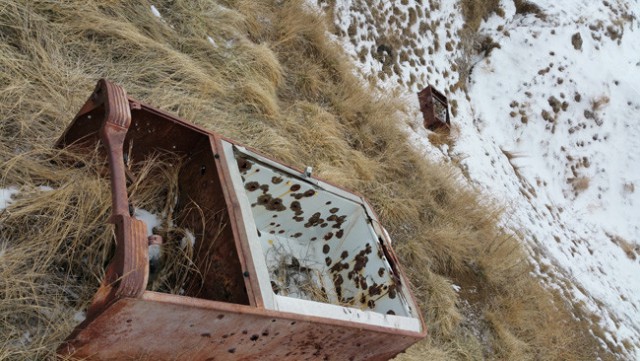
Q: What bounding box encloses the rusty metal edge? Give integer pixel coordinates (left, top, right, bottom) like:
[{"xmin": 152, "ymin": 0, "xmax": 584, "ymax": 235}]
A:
[
  {"xmin": 360, "ymin": 197, "xmax": 427, "ymax": 331},
  {"xmin": 209, "ymin": 134, "xmax": 263, "ymax": 308},
  {"xmin": 141, "ymin": 291, "xmax": 427, "ymax": 339},
  {"xmin": 227, "ymin": 143, "xmax": 425, "ymax": 330},
  {"xmin": 56, "ymin": 80, "xmax": 427, "ymax": 357},
  {"xmin": 121, "ymin": 98, "xmax": 380, "ymax": 203},
  {"xmin": 57, "ymin": 80, "xmax": 150, "ymax": 354},
  {"xmin": 130, "ymin": 92, "xmax": 426, "ymax": 333}
]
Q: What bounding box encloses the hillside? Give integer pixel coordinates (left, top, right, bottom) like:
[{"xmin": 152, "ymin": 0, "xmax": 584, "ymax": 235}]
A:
[
  {"xmin": 0, "ymin": 0, "xmax": 637, "ymax": 360},
  {"xmin": 314, "ymin": 0, "xmax": 639, "ymax": 359}
]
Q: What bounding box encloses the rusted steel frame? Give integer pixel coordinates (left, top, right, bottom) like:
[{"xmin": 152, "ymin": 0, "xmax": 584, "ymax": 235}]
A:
[
  {"xmin": 61, "ymin": 292, "xmax": 419, "ymax": 361},
  {"xmin": 57, "ymin": 80, "xmax": 149, "ymax": 325},
  {"xmin": 57, "ymin": 85, "xmax": 260, "ymax": 309},
  {"xmin": 56, "ymin": 79, "xmax": 427, "ymax": 360}
]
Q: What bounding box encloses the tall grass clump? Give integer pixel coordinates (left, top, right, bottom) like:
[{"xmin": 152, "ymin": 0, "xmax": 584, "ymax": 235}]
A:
[{"xmin": 459, "ymin": 0, "xmax": 502, "ymax": 32}]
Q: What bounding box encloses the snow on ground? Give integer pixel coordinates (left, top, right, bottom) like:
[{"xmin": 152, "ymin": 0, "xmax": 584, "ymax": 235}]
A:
[
  {"xmin": 1, "ymin": 186, "xmax": 55, "ymax": 210},
  {"xmin": 315, "ymin": 0, "xmax": 640, "ymax": 357},
  {"xmin": 464, "ymin": 2, "xmax": 640, "ymax": 354},
  {"xmin": 150, "ymin": 5, "xmax": 162, "ymax": 19},
  {"xmin": 134, "ymin": 208, "xmax": 162, "ymax": 237},
  {"xmin": 1, "ymin": 187, "xmax": 19, "ymax": 211}
]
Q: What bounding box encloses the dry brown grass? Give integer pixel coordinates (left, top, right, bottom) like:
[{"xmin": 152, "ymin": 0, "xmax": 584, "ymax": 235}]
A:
[
  {"xmin": 0, "ymin": 145, "xmax": 110, "ymax": 354},
  {"xmin": 459, "ymin": 0, "xmax": 501, "ymax": 32},
  {"xmin": 513, "ymin": 0, "xmax": 546, "ymax": 19},
  {"xmin": 427, "ymin": 125, "xmax": 456, "ymax": 148},
  {"xmin": 483, "ymin": 266, "xmax": 612, "ymax": 361},
  {"xmin": 570, "ymin": 176, "xmax": 591, "ymax": 193},
  {"xmin": 591, "ymin": 95, "xmax": 611, "ymax": 111},
  {"xmin": 608, "ymin": 234, "xmax": 639, "ymax": 261},
  {"xmin": 455, "ymin": 0, "xmax": 510, "ymax": 91},
  {"xmin": 0, "ymin": 0, "xmax": 610, "ymax": 360}
]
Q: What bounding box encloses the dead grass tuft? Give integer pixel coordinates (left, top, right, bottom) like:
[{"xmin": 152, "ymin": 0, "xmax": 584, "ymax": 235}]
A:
[
  {"xmin": 569, "ymin": 176, "xmax": 591, "ymax": 193},
  {"xmin": 1, "ymin": 146, "xmax": 112, "ymax": 358},
  {"xmin": 623, "ymin": 182, "xmax": 635, "ymax": 194},
  {"xmin": 455, "ymin": 0, "xmax": 503, "ymax": 90},
  {"xmin": 427, "ymin": 125, "xmax": 456, "ymax": 148},
  {"xmin": 591, "ymin": 95, "xmax": 611, "ymax": 111},
  {"xmin": 459, "ymin": 0, "xmax": 501, "ymax": 32},
  {"xmin": 514, "ymin": 0, "xmax": 546, "ymax": 19},
  {"xmin": 607, "ymin": 234, "xmax": 638, "ymax": 261}
]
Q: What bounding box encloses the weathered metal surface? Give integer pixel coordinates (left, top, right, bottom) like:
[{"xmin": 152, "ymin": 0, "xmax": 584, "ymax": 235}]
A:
[
  {"xmin": 57, "ymin": 87, "xmax": 252, "ymax": 308},
  {"xmin": 57, "ymin": 80, "xmax": 149, "ymax": 328},
  {"xmin": 57, "ymin": 79, "xmax": 426, "ymax": 360},
  {"xmin": 417, "ymin": 85, "xmax": 450, "ymax": 131},
  {"xmin": 233, "ymin": 147, "xmax": 415, "ymax": 318},
  {"xmin": 60, "ymin": 292, "xmax": 419, "ymax": 361}
]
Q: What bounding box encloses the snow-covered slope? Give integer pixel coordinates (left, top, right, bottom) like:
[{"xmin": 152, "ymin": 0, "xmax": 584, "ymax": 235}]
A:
[
  {"xmin": 316, "ymin": 0, "xmax": 640, "ymax": 358},
  {"xmin": 463, "ymin": 2, "xmax": 640, "ymax": 355}
]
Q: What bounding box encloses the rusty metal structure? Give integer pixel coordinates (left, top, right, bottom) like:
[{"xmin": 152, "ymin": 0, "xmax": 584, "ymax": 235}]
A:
[
  {"xmin": 418, "ymin": 85, "xmax": 450, "ymax": 131},
  {"xmin": 56, "ymin": 79, "xmax": 426, "ymax": 360}
]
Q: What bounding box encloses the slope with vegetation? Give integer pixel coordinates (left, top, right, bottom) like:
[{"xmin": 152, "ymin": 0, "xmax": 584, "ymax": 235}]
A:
[
  {"xmin": 316, "ymin": 0, "xmax": 639, "ymax": 359},
  {"xmin": 0, "ymin": 0, "xmax": 616, "ymax": 360}
]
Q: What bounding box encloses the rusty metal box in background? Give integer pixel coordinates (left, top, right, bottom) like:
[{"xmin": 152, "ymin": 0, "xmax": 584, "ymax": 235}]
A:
[
  {"xmin": 418, "ymin": 85, "xmax": 450, "ymax": 131},
  {"xmin": 56, "ymin": 80, "xmax": 426, "ymax": 360}
]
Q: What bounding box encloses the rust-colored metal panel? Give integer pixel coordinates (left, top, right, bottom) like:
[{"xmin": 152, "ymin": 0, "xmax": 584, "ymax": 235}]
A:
[
  {"xmin": 61, "ymin": 292, "xmax": 417, "ymax": 361},
  {"xmin": 417, "ymin": 85, "xmax": 450, "ymax": 131},
  {"xmin": 57, "ymin": 80, "xmax": 426, "ymax": 360},
  {"xmin": 174, "ymin": 136, "xmax": 251, "ymax": 305}
]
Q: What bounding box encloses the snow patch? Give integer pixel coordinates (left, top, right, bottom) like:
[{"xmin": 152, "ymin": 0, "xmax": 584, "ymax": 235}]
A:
[
  {"xmin": 134, "ymin": 208, "xmax": 161, "ymax": 237},
  {"xmin": 180, "ymin": 229, "xmax": 196, "ymax": 249},
  {"xmin": 73, "ymin": 311, "xmax": 86, "ymax": 323},
  {"xmin": 150, "ymin": 5, "xmax": 161, "ymax": 19},
  {"xmin": 1, "ymin": 187, "xmax": 19, "ymax": 210},
  {"xmin": 207, "ymin": 36, "xmax": 217, "ymax": 48}
]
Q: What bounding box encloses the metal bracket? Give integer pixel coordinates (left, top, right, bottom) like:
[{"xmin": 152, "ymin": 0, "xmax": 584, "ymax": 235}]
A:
[{"xmin": 83, "ymin": 80, "xmax": 149, "ymax": 322}]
